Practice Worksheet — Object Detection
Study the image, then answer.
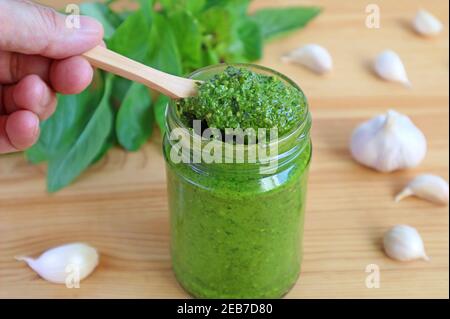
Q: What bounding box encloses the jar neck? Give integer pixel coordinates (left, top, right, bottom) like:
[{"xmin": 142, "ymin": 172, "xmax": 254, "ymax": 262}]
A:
[{"xmin": 165, "ymin": 102, "xmax": 311, "ymax": 175}]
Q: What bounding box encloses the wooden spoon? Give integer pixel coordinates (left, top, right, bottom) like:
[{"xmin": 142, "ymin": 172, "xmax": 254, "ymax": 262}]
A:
[{"xmin": 83, "ymin": 46, "xmax": 198, "ymax": 99}]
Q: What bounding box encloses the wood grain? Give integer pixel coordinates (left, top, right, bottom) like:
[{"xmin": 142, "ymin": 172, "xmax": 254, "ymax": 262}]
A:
[{"xmin": 1, "ymin": 0, "xmax": 448, "ymax": 298}]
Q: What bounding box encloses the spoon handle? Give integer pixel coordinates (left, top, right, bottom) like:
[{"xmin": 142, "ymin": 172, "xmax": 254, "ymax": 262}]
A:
[{"xmin": 83, "ymin": 46, "xmax": 197, "ymax": 99}]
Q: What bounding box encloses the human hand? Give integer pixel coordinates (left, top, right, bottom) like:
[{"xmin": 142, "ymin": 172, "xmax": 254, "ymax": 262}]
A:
[{"xmin": 0, "ymin": 0, "xmax": 103, "ymax": 154}]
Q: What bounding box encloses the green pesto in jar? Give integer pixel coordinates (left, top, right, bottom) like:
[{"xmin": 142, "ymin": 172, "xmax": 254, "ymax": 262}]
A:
[
  {"xmin": 164, "ymin": 64, "xmax": 312, "ymax": 298},
  {"xmin": 176, "ymin": 66, "xmax": 307, "ymax": 136}
]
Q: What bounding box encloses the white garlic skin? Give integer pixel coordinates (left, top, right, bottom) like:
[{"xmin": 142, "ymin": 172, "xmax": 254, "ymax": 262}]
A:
[
  {"xmin": 350, "ymin": 110, "xmax": 427, "ymax": 172},
  {"xmin": 396, "ymin": 174, "xmax": 449, "ymax": 206},
  {"xmin": 16, "ymin": 243, "xmax": 99, "ymax": 284},
  {"xmin": 282, "ymin": 44, "xmax": 333, "ymax": 74},
  {"xmin": 412, "ymin": 10, "xmax": 443, "ymax": 36},
  {"xmin": 383, "ymin": 225, "xmax": 429, "ymax": 261},
  {"xmin": 374, "ymin": 50, "xmax": 411, "ymax": 87}
]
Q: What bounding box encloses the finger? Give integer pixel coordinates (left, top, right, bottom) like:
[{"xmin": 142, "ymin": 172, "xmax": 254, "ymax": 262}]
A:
[
  {"xmin": 0, "ymin": 1, "xmax": 103, "ymax": 59},
  {"xmin": 1, "ymin": 75, "xmax": 57, "ymax": 120},
  {"xmin": 0, "ymin": 52, "xmax": 95, "ymax": 94},
  {"xmin": 0, "ymin": 110, "xmax": 40, "ymax": 154},
  {"xmin": 50, "ymin": 56, "xmax": 94, "ymax": 94},
  {"xmin": 0, "ymin": 52, "xmax": 51, "ymax": 84},
  {"xmin": 0, "ymin": 84, "xmax": 3, "ymax": 115}
]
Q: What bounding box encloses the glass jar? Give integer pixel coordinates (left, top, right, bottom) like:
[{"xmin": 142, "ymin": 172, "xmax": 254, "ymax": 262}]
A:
[{"xmin": 163, "ymin": 64, "xmax": 312, "ymax": 298}]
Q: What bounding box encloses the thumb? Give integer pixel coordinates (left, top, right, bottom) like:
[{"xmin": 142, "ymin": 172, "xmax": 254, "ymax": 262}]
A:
[{"xmin": 0, "ymin": 0, "xmax": 103, "ymax": 59}]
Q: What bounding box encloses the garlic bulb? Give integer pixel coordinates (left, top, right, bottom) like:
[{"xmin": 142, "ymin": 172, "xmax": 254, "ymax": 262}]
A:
[
  {"xmin": 412, "ymin": 10, "xmax": 443, "ymax": 36},
  {"xmin": 350, "ymin": 110, "xmax": 427, "ymax": 172},
  {"xmin": 374, "ymin": 50, "xmax": 411, "ymax": 87},
  {"xmin": 282, "ymin": 44, "xmax": 333, "ymax": 74},
  {"xmin": 396, "ymin": 174, "xmax": 449, "ymax": 205},
  {"xmin": 16, "ymin": 243, "xmax": 99, "ymax": 284},
  {"xmin": 383, "ymin": 225, "xmax": 429, "ymax": 261}
]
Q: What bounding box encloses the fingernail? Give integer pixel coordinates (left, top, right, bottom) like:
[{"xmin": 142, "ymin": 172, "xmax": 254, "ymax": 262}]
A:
[
  {"xmin": 48, "ymin": 14, "xmax": 104, "ymax": 58},
  {"xmin": 31, "ymin": 114, "xmax": 40, "ymax": 137},
  {"xmin": 77, "ymin": 16, "xmax": 104, "ymax": 40},
  {"xmin": 36, "ymin": 81, "xmax": 46, "ymax": 106}
]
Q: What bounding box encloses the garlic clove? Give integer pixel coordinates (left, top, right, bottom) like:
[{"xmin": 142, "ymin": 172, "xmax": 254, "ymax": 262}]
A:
[
  {"xmin": 16, "ymin": 242, "xmax": 99, "ymax": 284},
  {"xmin": 383, "ymin": 225, "xmax": 429, "ymax": 261},
  {"xmin": 350, "ymin": 109, "xmax": 427, "ymax": 172},
  {"xmin": 412, "ymin": 10, "xmax": 443, "ymax": 36},
  {"xmin": 373, "ymin": 50, "xmax": 411, "ymax": 87},
  {"xmin": 282, "ymin": 44, "xmax": 333, "ymax": 75},
  {"xmin": 396, "ymin": 174, "xmax": 449, "ymax": 206}
]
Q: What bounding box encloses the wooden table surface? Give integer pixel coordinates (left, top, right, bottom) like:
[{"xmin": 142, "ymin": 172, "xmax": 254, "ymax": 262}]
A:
[{"xmin": 0, "ymin": 0, "xmax": 448, "ymax": 298}]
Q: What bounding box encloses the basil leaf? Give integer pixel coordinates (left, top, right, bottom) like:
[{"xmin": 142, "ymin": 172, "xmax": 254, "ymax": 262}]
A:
[
  {"xmin": 199, "ymin": 6, "xmax": 261, "ymax": 63},
  {"xmin": 108, "ymin": 10, "xmax": 152, "ymax": 62},
  {"xmin": 139, "ymin": 0, "xmax": 154, "ymax": 22},
  {"xmin": 116, "ymin": 83, "xmax": 153, "ymax": 151},
  {"xmin": 25, "ymin": 74, "xmax": 104, "ymax": 163},
  {"xmin": 201, "ymin": 44, "xmax": 220, "ymax": 66},
  {"xmin": 146, "ymin": 13, "xmax": 182, "ymax": 75},
  {"xmin": 185, "ymin": 0, "xmax": 206, "ymax": 13},
  {"xmin": 108, "ymin": 3, "xmax": 153, "ymax": 105},
  {"xmin": 198, "ymin": 7, "xmax": 233, "ymax": 60},
  {"xmin": 159, "ymin": 0, "xmax": 205, "ymax": 13},
  {"xmin": 204, "ymin": 0, "xmax": 249, "ymax": 15},
  {"xmin": 154, "ymin": 95, "xmax": 170, "ymax": 133},
  {"xmin": 168, "ymin": 11, "xmax": 202, "ymax": 72},
  {"xmin": 157, "ymin": 0, "xmax": 173, "ymax": 9},
  {"xmin": 111, "ymin": 77, "xmax": 132, "ymax": 108},
  {"xmin": 251, "ymin": 7, "xmax": 321, "ymax": 40},
  {"xmin": 80, "ymin": 2, "xmax": 120, "ymax": 39},
  {"xmin": 237, "ymin": 18, "xmax": 263, "ymax": 61},
  {"xmin": 24, "ymin": 142, "xmax": 47, "ymax": 164},
  {"xmin": 47, "ymin": 76, "xmax": 114, "ymax": 192},
  {"xmin": 91, "ymin": 125, "xmax": 116, "ymax": 165}
]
